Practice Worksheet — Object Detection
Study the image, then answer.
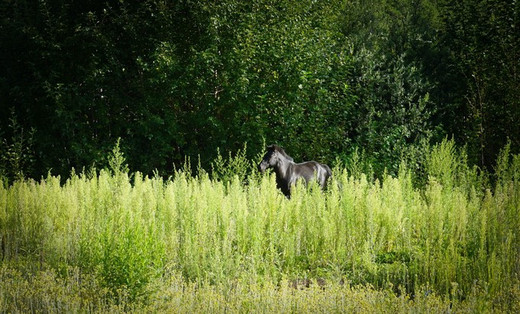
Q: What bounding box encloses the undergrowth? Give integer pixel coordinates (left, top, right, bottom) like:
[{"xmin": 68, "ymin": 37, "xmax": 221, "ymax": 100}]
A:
[{"xmin": 0, "ymin": 139, "xmax": 519, "ymax": 312}]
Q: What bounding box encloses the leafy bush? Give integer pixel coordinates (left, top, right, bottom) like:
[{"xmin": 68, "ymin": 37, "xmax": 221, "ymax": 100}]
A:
[
  {"xmin": 210, "ymin": 144, "xmax": 253, "ymax": 185},
  {"xmin": 0, "ymin": 111, "xmax": 35, "ymax": 183}
]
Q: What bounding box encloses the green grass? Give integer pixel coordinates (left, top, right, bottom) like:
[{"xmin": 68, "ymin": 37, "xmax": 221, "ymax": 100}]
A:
[{"xmin": 1, "ymin": 139, "xmax": 519, "ymax": 312}]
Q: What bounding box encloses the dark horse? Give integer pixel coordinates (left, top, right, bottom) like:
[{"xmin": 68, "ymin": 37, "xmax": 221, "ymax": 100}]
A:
[{"xmin": 258, "ymin": 145, "xmax": 332, "ymax": 197}]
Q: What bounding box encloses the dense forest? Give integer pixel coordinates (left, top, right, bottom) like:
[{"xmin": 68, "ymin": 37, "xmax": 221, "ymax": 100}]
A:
[{"xmin": 1, "ymin": 0, "xmax": 519, "ymax": 179}]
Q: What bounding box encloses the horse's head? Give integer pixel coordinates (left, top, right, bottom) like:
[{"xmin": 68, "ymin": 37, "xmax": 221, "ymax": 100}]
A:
[
  {"xmin": 258, "ymin": 145, "xmax": 277, "ymax": 173},
  {"xmin": 258, "ymin": 145, "xmax": 292, "ymax": 173}
]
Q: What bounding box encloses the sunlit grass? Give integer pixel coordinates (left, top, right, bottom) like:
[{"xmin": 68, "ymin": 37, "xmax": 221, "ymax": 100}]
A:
[
  {"xmin": 3, "ymin": 265, "xmax": 517, "ymax": 313},
  {"xmin": 1, "ymin": 139, "xmax": 519, "ymax": 312}
]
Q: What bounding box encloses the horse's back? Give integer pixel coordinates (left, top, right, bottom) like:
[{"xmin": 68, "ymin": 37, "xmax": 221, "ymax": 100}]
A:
[{"xmin": 294, "ymin": 161, "xmax": 331, "ymax": 188}]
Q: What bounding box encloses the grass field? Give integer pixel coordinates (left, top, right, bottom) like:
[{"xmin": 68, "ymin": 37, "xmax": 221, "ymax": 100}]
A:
[{"xmin": 1, "ymin": 140, "xmax": 519, "ymax": 312}]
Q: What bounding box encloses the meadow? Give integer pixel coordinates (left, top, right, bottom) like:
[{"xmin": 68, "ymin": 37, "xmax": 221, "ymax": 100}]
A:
[{"xmin": 1, "ymin": 140, "xmax": 519, "ymax": 312}]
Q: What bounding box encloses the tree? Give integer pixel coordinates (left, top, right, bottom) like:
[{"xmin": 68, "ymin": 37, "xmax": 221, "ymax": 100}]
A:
[
  {"xmin": 338, "ymin": 0, "xmax": 440, "ymax": 174},
  {"xmin": 1, "ymin": 0, "xmax": 356, "ymax": 177},
  {"xmin": 437, "ymin": 0, "xmax": 520, "ymax": 168}
]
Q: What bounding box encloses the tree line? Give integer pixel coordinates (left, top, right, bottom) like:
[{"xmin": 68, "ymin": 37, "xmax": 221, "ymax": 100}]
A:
[{"xmin": 1, "ymin": 0, "xmax": 518, "ymax": 180}]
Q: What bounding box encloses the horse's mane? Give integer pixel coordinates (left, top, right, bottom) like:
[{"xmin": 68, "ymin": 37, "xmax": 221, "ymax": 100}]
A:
[{"xmin": 268, "ymin": 144, "xmax": 294, "ymax": 162}]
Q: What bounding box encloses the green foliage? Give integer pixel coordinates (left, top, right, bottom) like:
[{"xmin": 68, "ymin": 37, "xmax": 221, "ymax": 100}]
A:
[
  {"xmin": 436, "ymin": 0, "xmax": 520, "ymax": 167},
  {"xmin": 0, "ymin": 111, "xmax": 35, "ymax": 182},
  {"xmin": 1, "ymin": 0, "xmax": 518, "ymax": 179},
  {"xmin": 341, "ymin": 0, "xmax": 439, "ymax": 175},
  {"xmin": 3, "ymin": 267, "xmax": 516, "ymax": 313},
  {"xmin": 107, "ymin": 138, "xmax": 129, "ymax": 176},
  {"xmin": 1, "ymin": 0, "xmax": 354, "ymax": 177},
  {"xmin": 211, "ymin": 144, "xmax": 252, "ymax": 185},
  {"xmin": 1, "ymin": 143, "xmax": 520, "ymax": 310}
]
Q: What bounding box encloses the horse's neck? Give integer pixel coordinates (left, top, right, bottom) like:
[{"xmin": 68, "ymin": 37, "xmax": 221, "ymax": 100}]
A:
[{"xmin": 274, "ymin": 159, "xmax": 293, "ymax": 179}]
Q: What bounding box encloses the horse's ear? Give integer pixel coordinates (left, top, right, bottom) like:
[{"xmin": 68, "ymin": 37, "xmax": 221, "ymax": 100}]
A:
[{"xmin": 271, "ymin": 144, "xmax": 283, "ymax": 153}]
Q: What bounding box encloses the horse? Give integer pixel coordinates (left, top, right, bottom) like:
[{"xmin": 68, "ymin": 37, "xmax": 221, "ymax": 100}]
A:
[{"xmin": 258, "ymin": 144, "xmax": 332, "ymax": 197}]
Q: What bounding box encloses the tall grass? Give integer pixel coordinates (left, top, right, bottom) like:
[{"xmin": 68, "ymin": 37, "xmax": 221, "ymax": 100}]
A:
[{"xmin": 1, "ymin": 139, "xmax": 519, "ymax": 311}]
